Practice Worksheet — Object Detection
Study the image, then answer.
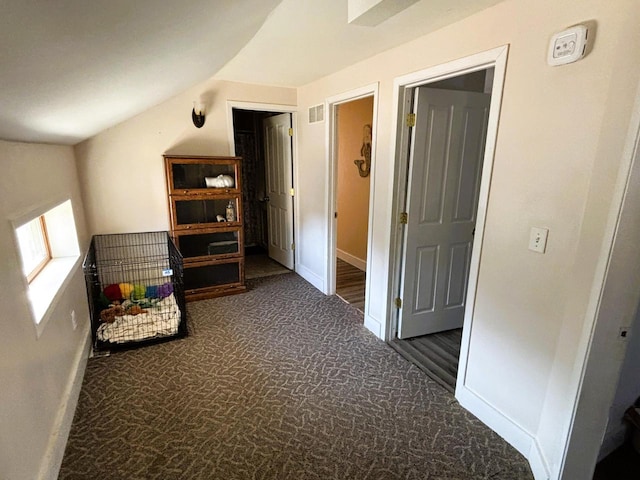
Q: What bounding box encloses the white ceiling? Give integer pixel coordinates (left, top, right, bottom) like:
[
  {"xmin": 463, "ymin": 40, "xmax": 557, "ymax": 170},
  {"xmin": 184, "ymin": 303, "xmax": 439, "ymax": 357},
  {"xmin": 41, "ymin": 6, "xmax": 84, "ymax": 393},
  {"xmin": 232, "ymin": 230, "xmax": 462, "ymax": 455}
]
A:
[
  {"xmin": 0, "ymin": 0, "xmax": 502, "ymax": 145},
  {"xmin": 0, "ymin": 0, "xmax": 281, "ymax": 145},
  {"xmin": 216, "ymin": 0, "xmax": 503, "ymax": 87}
]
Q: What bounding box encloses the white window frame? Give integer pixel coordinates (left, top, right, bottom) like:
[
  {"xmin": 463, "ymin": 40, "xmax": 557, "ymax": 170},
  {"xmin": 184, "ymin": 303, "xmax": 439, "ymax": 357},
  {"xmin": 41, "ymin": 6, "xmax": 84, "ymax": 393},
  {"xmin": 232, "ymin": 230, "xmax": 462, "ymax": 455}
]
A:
[
  {"xmin": 16, "ymin": 215, "xmax": 52, "ymax": 283},
  {"xmin": 11, "ymin": 199, "xmax": 81, "ymax": 338}
]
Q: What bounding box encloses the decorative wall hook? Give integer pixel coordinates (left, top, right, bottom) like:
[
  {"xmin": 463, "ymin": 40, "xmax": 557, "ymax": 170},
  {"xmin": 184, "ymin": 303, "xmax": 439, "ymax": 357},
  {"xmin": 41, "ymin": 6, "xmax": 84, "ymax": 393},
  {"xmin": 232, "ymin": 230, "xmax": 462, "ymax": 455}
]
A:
[{"xmin": 354, "ymin": 123, "xmax": 372, "ymax": 177}]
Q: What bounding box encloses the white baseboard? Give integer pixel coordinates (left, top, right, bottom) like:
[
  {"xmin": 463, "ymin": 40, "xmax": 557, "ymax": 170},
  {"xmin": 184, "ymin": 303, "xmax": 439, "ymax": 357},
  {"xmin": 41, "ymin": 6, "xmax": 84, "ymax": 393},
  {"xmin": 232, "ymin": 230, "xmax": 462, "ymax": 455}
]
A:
[
  {"xmin": 296, "ymin": 263, "xmax": 325, "ymax": 293},
  {"xmin": 529, "ymin": 437, "xmax": 552, "ymax": 480},
  {"xmin": 336, "ymin": 249, "xmax": 366, "ymax": 271},
  {"xmin": 38, "ymin": 323, "xmax": 91, "ymax": 480},
  {"xmin": 363, "ymin": 314, "xmax": 382, "ymax": 338},
  {"xmin": 456, "ymin": 385, "xmax": 545, "ymax": 477}
]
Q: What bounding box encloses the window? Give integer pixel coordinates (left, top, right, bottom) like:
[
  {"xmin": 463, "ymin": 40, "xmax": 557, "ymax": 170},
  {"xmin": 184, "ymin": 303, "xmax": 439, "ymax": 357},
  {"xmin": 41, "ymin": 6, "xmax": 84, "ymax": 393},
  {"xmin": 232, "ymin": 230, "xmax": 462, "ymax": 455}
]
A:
[
  {"xmin": 16, "ymin": 216, "xmax": 51, "ymax": 282},
  {"xmin": 13, "ymin": 199, "xmax": 81, "ymax": 337}
]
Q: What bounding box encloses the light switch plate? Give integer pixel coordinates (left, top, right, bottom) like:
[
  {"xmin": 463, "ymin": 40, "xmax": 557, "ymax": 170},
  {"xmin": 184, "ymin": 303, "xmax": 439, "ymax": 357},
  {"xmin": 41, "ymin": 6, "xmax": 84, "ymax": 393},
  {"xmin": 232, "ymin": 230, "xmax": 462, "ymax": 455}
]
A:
[{"xmin": 529, "ymin": 227, "xmax": 549, "ymax": 253}]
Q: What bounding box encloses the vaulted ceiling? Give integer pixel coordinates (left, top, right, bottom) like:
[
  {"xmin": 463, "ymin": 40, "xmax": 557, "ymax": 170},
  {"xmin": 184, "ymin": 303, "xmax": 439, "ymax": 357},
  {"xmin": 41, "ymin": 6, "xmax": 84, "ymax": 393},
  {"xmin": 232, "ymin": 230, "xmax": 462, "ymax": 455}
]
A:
[{"xmin": 0, "ymin": 0, "xmax": 502, "ymax": 145}]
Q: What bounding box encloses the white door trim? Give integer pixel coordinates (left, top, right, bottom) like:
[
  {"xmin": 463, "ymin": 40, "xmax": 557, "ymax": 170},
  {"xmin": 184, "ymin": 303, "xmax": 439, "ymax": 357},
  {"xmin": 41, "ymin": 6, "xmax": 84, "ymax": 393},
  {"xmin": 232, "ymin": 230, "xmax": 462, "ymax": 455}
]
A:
[
  {"xmin": 387, "ymin": 45, "xmax": 508, "ymax": 342},
  {"xmin": 387, "ymin": 46, "xmax": 510, "ymax": 343},
  {"xmin": 226, "ymin": 101, "xmax": 299, "ymax": 270},
  {"xmin": 385, "ymin": 44, "xmax": 537, "ymax": 466},
  {"xmin": 324, "ymin": 84, "xmax": 379, "ymax": 324}
]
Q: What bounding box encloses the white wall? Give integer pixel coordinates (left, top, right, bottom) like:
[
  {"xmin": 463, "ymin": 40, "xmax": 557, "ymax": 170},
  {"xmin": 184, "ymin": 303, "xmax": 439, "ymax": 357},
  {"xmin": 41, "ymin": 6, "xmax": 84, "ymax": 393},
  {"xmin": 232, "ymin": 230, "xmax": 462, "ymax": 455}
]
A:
[
  {"xmin": 294, "ymin": 0, "xmax": 640, "ymax": 477},
  {"xmin": 75, "ymin": 79, "xmax": 296, "ymax": 235},
  {"xmin": 0, "ymin": 140, "xmax": 90, "ymax": 480}
]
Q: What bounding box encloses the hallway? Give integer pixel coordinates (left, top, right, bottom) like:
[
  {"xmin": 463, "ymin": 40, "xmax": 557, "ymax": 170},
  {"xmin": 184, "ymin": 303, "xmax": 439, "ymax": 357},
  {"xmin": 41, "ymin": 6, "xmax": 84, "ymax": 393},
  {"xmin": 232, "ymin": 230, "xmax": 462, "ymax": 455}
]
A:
[{"xmin": 335, "ymin": 258, "xmax": 365, "ymax": 312}]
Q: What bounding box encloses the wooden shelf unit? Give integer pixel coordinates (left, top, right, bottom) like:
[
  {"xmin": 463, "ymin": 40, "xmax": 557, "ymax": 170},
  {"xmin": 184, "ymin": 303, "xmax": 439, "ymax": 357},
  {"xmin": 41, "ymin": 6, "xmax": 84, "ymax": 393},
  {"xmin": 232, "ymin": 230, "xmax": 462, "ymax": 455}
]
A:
[{"xmin": 164, "ymin": 155, "xmax": 246, "ymax": 301}]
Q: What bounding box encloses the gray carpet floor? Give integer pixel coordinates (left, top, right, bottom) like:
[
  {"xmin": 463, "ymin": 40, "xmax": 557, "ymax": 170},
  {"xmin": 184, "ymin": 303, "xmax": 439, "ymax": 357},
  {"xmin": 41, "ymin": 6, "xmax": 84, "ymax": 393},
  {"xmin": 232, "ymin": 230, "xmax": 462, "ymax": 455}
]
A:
[{"xmin": 59, "ymin": 273, "xmax": 532, "ymax": 480}]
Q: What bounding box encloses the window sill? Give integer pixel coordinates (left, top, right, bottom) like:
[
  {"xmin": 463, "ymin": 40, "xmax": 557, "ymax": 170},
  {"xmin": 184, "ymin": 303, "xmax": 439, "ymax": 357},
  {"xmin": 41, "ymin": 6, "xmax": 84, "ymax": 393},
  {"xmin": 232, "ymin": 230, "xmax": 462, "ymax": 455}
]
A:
[{"xmin": 28, "ymin": 256, "xmax": 81, "ymax": 338}]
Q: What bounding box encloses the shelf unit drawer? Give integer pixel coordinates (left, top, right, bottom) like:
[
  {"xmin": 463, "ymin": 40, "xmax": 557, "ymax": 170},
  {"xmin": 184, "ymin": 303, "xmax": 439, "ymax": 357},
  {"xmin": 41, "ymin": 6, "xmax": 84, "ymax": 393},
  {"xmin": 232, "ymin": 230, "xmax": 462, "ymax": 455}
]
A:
[
  {"xmin": 173, "ymin": 228, "xmax": 243, "ymax": 262},
  {"xmin": 166, "ymin": 156, "xmax": 241, "ymax": 196},
  {"xmin": 170, "ymin": 196, "xmax": 241, "ymax": 230},
  {"xmin": 183, "ymin": 259, "xmax": 245, "ymax": 299}
]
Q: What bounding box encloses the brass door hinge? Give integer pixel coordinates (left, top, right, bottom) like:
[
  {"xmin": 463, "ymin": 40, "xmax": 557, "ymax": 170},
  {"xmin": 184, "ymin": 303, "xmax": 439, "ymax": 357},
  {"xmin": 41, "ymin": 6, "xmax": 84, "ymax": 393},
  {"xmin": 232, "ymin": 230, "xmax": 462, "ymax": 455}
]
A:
[
  {"xmin": 288, "ymin": 128, "xmax": 294, "ymax": 137},
  {"xmin": 290, "ymin": 188, "xmax": 295, "ymax": 196},
  {"xmin": 406, "ymin": 113, "xmax": 416, "ymax": 127},
  {"xmin": 399, "ymin": 212, "xmax": 408, "ymax": 224},
  {"xmin": 291, "ymin": 242, "xmax": 295, "ymax": 250},
  {"xmin": 395, "ymin": 297, "xmax": 402, "ymax": 308}
]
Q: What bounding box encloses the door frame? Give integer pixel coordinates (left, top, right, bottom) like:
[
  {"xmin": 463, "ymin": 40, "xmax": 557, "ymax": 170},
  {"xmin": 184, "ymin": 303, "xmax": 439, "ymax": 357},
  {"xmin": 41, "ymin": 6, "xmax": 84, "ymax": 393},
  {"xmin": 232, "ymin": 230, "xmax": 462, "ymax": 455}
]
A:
[
  {"xmin": 387, "ymin": 45, "xmax": 508, "ymax": 384},
  {"xmin": 325, "ymin": 84, "xmax": 379, "ymax": 312},
  {"xmin": 226, "ymin": 101, "xmax": 299, "ymax": 269}
]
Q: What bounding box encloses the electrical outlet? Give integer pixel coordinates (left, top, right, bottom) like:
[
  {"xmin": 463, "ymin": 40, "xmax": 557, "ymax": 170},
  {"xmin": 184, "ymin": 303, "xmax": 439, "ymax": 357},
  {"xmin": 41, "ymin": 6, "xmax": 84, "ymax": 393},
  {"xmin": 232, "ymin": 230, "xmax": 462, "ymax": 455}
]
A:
[
  {"xmin": 529, "ymin": 227, "xmax": 549, "ymax": 253},
  {"xmin": 71, "ymin": 310, "xmax": 77, "ymax": 330}
]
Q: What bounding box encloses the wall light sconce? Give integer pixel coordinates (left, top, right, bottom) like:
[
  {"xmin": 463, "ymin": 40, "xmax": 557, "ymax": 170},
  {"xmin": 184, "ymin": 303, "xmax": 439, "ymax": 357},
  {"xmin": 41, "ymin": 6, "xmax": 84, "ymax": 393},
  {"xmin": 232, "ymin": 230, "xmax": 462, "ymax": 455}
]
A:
[{"xmin": 192, "ymin": 101, "xmax": 206, "ymax": 128}]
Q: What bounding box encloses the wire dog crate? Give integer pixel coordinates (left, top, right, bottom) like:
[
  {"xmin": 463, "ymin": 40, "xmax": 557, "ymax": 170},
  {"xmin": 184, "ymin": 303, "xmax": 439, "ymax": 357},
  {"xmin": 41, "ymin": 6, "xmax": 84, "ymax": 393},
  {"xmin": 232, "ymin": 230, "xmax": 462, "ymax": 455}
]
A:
[{"xmin": 83, "ymin": 232, "xmax": 187, "ymax": 352}]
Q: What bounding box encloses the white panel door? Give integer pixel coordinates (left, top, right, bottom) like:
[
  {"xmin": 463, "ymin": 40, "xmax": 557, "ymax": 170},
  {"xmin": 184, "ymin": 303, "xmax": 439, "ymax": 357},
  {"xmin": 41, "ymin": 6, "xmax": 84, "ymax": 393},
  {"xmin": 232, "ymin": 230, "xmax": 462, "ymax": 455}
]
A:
[
  {"xmin": 398, "ymin": 87, "xmax": 490, "ymax": 339},
  {"xmin": 264, "ymin": 113, "xmax": 294, "ymax": 269}
]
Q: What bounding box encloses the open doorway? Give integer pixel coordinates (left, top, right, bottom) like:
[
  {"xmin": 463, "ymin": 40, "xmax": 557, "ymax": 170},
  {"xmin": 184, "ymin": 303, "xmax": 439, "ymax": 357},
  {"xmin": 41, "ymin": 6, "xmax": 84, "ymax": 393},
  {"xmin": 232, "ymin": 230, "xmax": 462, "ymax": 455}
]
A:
[
  {"xmin": 231, "ymin": 108, "xmax": 294, "ymax": 280},
  {"xmin": 389, "ymin": 68, "xmax": 495, "ymax": 393},
  {"xmin": 333, "ymin": 97, "xmax": 374, "ymax": 312}
]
